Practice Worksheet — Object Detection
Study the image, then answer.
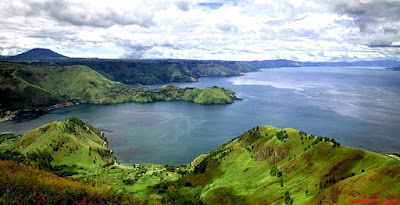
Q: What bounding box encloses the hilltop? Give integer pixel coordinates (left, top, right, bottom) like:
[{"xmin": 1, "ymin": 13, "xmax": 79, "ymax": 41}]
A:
[
  {"xmin": 10, "ymin": 48, "xmax": 69, "ymax": 59},
  {"xmin": 0, "ymin": 119, "xmax": 399, "ymax": 204}
]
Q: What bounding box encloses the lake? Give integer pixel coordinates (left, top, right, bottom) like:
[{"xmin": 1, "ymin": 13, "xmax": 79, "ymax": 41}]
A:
[{"xmin": 1, "ymin": 67, "xmax": 399, "ymax": 165}]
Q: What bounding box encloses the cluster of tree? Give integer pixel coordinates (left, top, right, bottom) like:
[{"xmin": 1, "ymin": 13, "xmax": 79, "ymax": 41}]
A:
[
  {"xmin": 311, "ymin": 136, "xmax": 341, "ymax": 148},
  {"xmin": 194, "ymin": 159, "xmax": 207, "ymax": 174},
  {"xmin": 284, "ymin": 191, "xmax": 294, "ymax": 205},
  {"xmin": 96, "ymin": 148, "xmax": 113, "ymax": 161},
  {"xmin": 270, "ymin": 164, "xmax": 283, "ymax": 177},
  {"xmin": 319, "ymin": 176, "xmax": 337, "ymax": 189},
  {"xmin": 26, "ymin": 149, "xmax": 53, "ymax": 169},
  {"xmin": 65, "ymin": 117, "xmax": 88, "ymax": 134},
  {"xmin": 123, "ymin": 178, "xmax": 135, "ymax": 185},
  {"xmin": 276, "ymin": 130, "xmax": 288, "ymax": 141},
  {"xmin": 0, "ymin": 150, "xmax": 27, "ymax": 164},
  {"xmin": 304, "ymin": 145, "xmax": 311, "ymax": 152},
  {"xmin": 0, "ymin": 134, "xmax": 19, "ymax": 143},
  {"xmin": 298, "ymin": 131, "xmax": 307, "ymax": 136},
  {"xmin": 50, "ymin": 139, "xmax": 68, "ymax": 152}
]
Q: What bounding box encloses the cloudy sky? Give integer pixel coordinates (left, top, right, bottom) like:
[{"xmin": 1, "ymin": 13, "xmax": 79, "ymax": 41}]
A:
[{"xmin": 0, "ymin": 0, "xmax": 399, "ymax": 61}]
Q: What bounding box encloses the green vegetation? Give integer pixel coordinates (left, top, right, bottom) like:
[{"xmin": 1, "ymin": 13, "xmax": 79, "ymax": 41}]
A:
[
  {"xmin": 0, "ymin": 61, "xmax": 240, "ymax": 113},
  {"xmin": 14, "ymin": 117, "xmax": 115, "ymax": 171},
  {"xmin": 0, "ymin": 160, "xmax": 126, "ymax": 204},
  {"xmin": 183, "ymin": 126, "xmax": 400, "ymax": 204},
  {"xmin": 1, "ymin": 119, "xmax": 399, "ymax": 204},
  {"xmin": 3, "ymin": 58, "xmax": 257, "ymax": 85}
]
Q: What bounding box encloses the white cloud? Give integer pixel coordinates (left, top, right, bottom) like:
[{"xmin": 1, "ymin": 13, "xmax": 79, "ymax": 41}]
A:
[{"xmin": 0, "ymin": 0, "xmax": 399, "ymax": 61}]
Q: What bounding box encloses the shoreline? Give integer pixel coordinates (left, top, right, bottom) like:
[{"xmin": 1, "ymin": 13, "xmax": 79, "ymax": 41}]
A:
[{"xmin": 0, "ymin": 102, "xmax": 77, "ymax": 123}]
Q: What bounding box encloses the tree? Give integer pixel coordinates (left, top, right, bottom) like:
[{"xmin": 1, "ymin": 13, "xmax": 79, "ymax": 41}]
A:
[{"xmin": 284, "ymin": 191, "xmax": 294, "ymax": 205}]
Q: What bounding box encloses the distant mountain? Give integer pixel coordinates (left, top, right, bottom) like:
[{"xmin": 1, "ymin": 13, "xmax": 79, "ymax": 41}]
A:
[
  {"xmin": 248, "ymin": 59, "xmax": 400, "ymax": 69},
  {"xmin": 248, "ymin": 59, "xmax": 302, "ymax": 68},
  {"xmin": 301, "ymin": 60, "xmax": 400, "ymax": 67},
  {"xmin": 11, "ymin": 48, "xmax": 68, "ymax": 59},
  {"xmin": 387, "ymin": 67, "xmax": 400, "ymax": 71}
]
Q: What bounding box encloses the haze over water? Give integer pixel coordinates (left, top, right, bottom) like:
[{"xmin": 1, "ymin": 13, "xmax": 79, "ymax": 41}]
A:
[{"xmin": 1, "ymin": 67, "xmax": 399, "ymax": 165}]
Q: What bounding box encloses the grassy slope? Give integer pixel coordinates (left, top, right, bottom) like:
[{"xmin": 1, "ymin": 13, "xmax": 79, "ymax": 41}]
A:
[
  {"xmin": 183, "ymin": 126, "xmax": 400, "ymax": 204},
  {"xmin": 0, "ymin": 62, "xmax": 240, "ymax": 111},
  {"xmin": 13, "ymin": 65, "xmax": 126, "ymax": 103},
  {"xmin": 0, "ymin": 160, "xmax": 127, "ymax": 204},
  {"xmin": 0, "ymin": 63, "xmax": 64, "ymax": 110},
  {"xmin": 14, "ymin": 117, "xmax": 115, "ymax": 170}
]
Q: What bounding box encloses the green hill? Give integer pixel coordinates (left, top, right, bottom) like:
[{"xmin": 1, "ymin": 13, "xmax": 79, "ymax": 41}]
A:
[
  {"xmin": 0, "ymin": 62, "xmax": 240, "ymax": 113},
  {"xmin": 183, "ymin": 126, "xmax": 400, "ymax": 204},
  {"xmin": 1, "ymin": 120, "xmax": 398, "ymax": 204},
  {"xmin": 14, "ymin": 117, "xmax": 115, "ymax": 171}
]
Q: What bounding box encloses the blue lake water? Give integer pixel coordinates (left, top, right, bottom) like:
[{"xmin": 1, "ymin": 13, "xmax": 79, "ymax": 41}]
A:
[{"xmin": 1, "ymin": 67, "xmax": 399, "ymax": 165}]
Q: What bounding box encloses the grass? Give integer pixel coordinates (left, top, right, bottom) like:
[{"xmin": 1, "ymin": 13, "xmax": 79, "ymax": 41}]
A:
[
  {"xmin": 0, "ymin": 120, "xmax": 399, "ymax": 204},
  {"xmin": 184, "ymin": 125, "xmax": 400, "ymax": 204},
  {"xmin": 14, "ymin": 117, "xmax": 115, "ymax": 170},
  {"xmin": 0, "ymin": 160, "xmax": 128, "ymax": 204}
]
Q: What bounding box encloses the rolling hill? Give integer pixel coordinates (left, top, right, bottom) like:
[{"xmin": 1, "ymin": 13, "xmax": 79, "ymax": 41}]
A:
[{"xmin": 1, "ymin": 119, "xmax": 398, "ymax": 204}]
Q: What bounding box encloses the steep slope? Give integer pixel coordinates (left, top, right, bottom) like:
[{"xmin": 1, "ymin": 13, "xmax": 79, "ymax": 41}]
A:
[
  {"xmin": 11, "ymin": 48, "xmax": 68, "ymax": 59},
  {"xmin": 184, "ymin": 126, "xmax": 400, "ymax": 204},
  {"xmin": 12, "ymin": 64, "xmax": 126, "ymax": 103},
  {"xmin": 0, "ymin": 63, "xmax": 65, "ymax": 110},
  {"xmin": 14, "ymin": 117, "xmax": 115, "ymax": 170}
]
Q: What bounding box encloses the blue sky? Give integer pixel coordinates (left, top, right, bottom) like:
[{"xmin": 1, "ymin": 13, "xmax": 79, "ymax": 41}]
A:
[{"xmin": 0, "ymin": 0, "xmax": 399, "ymax": 61}]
